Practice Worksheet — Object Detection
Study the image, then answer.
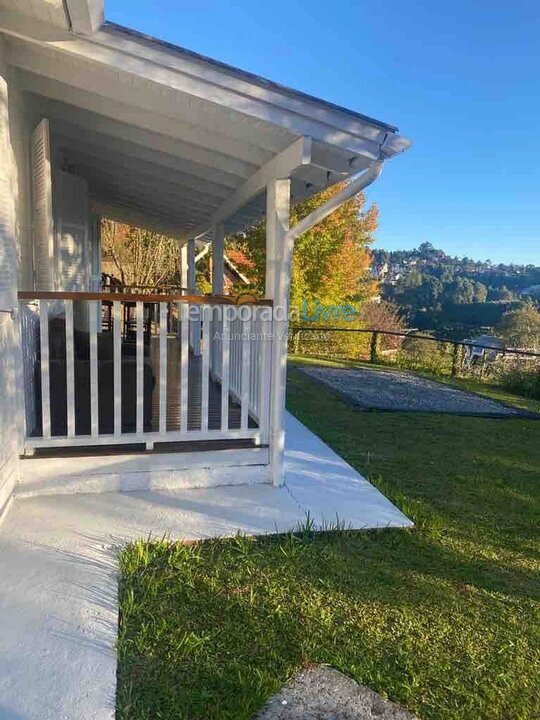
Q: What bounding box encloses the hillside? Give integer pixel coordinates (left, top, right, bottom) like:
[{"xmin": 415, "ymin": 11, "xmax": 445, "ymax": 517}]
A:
[{"xmin": 372, "ymin": 242, "xmax": 540, "ymax": 338}]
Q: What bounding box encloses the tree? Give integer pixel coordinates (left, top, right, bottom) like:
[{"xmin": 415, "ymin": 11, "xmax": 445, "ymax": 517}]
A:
[
  {"xmin": 228, "ymin": 182, "xmax": 379, "ymax": 311},
  {"xmin": 101, "ymin": 219, "xmax": 181, "ymax": 287},
  {"xmin": 443, "ymin": 277, "xmax": 477, "ymax": 304},
  {"xmin": 359, "ymin": 300, "xmax": 407, "ymax": 350},
  {"xmin": 497, "ymin": 302, "xmax": 540, "ymax": 349},
  {"xmin": 473, "ymin": 281, "xmax": 488, "ymax": 303}
]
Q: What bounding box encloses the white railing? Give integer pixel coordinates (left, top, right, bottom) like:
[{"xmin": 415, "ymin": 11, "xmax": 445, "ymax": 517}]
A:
[
  {"xmin": 18, "ymin": 292, "xmax": 273, "ymax": 451},
  {"xmin": 210, "ymin": 305, "xmax": 272, "ymax": 443}
]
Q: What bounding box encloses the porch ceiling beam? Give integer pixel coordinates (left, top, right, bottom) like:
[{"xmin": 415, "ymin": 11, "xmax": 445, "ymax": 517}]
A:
[
  {"xmin": 48, "ymin": 111, "xmax": 241, "ymax": 188},
  {"xmin": 191, "ymin": 137, "xmax": 312, "ymax": 240},
  {"xmin": 85, "ymin": 176, "xmax": 215, "ymax": 219},
  {"xmin": 67, "ymin": 160, "xmax": 221, "ymax": 213},
  {"xmin": 90, "ymin": 199, "xmax": 188, "ymax": 237},
  {"xmin": 16, "ymin": 68, "xmax": 260, "ymax": 178},
  {"xmin": 88, "ymin": 182, "xmax": 208, "ymax": 220},
  {"xmin": 55, "ymin": 138, "xmax": 233, "ymax": 200}
]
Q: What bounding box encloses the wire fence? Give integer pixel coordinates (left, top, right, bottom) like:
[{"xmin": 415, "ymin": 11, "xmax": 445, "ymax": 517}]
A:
[{"xmin": 289, "ymin": 326, "xmax": 540, "ymax": 395}]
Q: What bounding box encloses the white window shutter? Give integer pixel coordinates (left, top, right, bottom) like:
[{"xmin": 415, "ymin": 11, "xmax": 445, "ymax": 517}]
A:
[
  {"xmin": 55, "ymin": 170, "xmax": 89, "ymax": 292},
  {"xmin": 31, "ymin": 119, "xmax": 55, "ymax": 291}
]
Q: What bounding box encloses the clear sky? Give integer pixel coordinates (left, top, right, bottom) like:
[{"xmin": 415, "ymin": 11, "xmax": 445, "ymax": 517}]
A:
[{"xmin": 106, "ymin": 0, "xmax": 540, "ymax": 265}]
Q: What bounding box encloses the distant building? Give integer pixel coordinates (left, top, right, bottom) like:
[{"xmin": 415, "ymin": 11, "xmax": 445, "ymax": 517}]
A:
[{"xmin": 462, "ymin": 334, "xmax": 505, "ymax": 368}]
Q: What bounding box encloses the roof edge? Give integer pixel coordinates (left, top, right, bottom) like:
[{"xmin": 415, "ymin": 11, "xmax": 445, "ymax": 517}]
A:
[{"xmin": 103, "ymin": 21, "xmax": 399, "ymax": 134}]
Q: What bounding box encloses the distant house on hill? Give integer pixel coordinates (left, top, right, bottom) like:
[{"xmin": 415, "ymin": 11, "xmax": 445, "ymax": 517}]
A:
[{"xmin": 462, "ymin": 334, "xmax": 505, "ymax": 367}]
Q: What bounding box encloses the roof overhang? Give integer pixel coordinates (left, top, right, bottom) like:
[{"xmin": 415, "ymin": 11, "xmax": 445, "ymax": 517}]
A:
[
  {"xmin": 0, "ymin": 4, "xmax": 411, "ymax": 240},
  {"xmin": 0, "ymin": 0, "xmax": 103, "ymax": 34}
]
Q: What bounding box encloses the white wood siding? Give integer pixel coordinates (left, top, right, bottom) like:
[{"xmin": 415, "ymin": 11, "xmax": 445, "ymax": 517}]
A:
[{"xmin": 0, "ymin": 38, "xmax": 20, "ymax": 516}]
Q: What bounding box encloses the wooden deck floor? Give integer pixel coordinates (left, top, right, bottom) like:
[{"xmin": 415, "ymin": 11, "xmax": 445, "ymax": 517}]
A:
[{"xmin": 148, "ymin": 336, "xmax": 256, "ymax": 432}]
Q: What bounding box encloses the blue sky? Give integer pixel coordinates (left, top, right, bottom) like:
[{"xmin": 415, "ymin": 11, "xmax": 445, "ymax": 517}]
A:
[{"xmin": 107, "ymin": 0, "xmax": 540, "ymax": 265}]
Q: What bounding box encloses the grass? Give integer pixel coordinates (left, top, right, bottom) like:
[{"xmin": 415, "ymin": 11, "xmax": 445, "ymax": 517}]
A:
[
  {"xmin": 116, "ymin": 367, "xmax": 540, "ymax": 720},
  {"xmin": 289, "ymin": 353, "xmax": 540, "ymax": 414}
]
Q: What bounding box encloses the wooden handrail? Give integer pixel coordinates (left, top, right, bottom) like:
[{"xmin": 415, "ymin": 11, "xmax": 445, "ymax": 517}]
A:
[{"xmin": 18, "ymin": 291, "xmax": 273, "ymax": 306}]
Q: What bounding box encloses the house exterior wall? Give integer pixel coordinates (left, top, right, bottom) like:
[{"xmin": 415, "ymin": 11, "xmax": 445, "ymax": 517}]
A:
[
  {"xmin": 0, "ymin": 35, "xmax": 22, "ymax": 519},
  {"xmin": 9, "ymin": 64, "xmax": 33, "ymax": 291}
]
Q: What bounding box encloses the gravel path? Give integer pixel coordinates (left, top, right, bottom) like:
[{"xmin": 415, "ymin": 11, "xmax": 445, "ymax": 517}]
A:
[
  {"xmin": 300, "ymin": 366, "xmax": 524, "ymax": 416},
  {"xmin": 254, "ymin": 665, "xmax": 418, "ymax": 719}
]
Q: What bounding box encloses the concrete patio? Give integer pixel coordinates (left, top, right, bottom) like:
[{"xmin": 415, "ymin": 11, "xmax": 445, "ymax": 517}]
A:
[{"xmin": 0, "ymin": 412, "xmax": 411, "ymax": 720}]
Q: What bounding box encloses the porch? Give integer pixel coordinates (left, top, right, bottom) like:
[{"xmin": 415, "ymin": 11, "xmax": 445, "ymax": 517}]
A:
[
  {"xmin": 16, "ymin": 290, "xmax": 274, "ymax": 492},
  {"xmin": 1, "ymin": 8, "xmax": 410, "ymax": 505}
]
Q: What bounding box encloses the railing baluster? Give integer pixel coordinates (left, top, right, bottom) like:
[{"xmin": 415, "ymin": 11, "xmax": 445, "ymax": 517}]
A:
[
  {"xmin": 221, "ymin": 306, "xmax": 230, "ymax": 431},
  {"xmin": 201, "ymin": 305, "xmax": 210, "ymax": 432},
  {"xmin": 113, "ymin": 300, "xmax": 122, "ymax": 436},
  {"xmin": 251, "ymin": 312, "xmax": 259, "ymax": 416},
  {"xmin": 39, "ymin": 300, "xmax": 51, "ymax": 439},
  {"xmin": 258, "ymin": 311, "xmax": 271, "ymax": 444},
  {"xmin": 65, "ymin": 299, "xmax": 75, "ymax": 437},
  {"xmin": 180, "ymin": 301, "xmax": 189, "ymax": 432},
  {"xmin": 159, "ymin": 301, "xmax": 168, "ymax": 434},
  {"xmin": 136, "ymin": 301, "xmax": 144, "ymax": 435},
  {"xmin": 90, "ymin": 300, "xmax": 99, "ymax": 437},
  {"xmin": 240, "ymin": 315, "xmax": 251, "ymax": 430}
]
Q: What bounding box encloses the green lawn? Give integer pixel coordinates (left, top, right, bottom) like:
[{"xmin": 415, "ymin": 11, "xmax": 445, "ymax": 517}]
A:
[{"xmin": 116, "ymin": 368, "xmax": 540, "ymax": 720}]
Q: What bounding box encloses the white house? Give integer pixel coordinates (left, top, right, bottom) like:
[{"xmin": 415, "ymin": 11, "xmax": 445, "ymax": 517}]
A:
[{"xmin": 0, "ymin": 0, "xmax": 411, "ymax": 520}]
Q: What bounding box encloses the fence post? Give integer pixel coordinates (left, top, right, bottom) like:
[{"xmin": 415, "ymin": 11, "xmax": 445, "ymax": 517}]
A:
[
  {"xmin": 370, "ymin": 331, "xmax": 379, "ymax": 364},
  {"xmin": 451, "ymin": 342, "xmax": 461, "ymax": 377}
]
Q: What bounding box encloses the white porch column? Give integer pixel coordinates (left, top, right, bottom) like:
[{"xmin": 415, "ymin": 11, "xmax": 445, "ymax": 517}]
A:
[
  {"xmin": 185, "ymin": 238, "xmax": 200, "ymax": 355},
  {"xmin": 267, "ymin": 178, "xmax": 291, "ymax": 487},
  {"xmin": 212, "ymin": 223, "xmax": 224, "ymax": 295},
  {"xmin": 180, "ymin": 242, "xmax": 188, "ymax": 291}
]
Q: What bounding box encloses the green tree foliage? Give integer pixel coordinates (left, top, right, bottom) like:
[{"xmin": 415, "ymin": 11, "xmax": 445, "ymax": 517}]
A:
[
  {"xmin": 227, "ymin": 183, "xmax": 378, "ymax": 311},
  {"xmin": 497, "ymin": 302, "xmax": 540, "ymax": 349},
  {"xmin": 442, "ymin": 277, "xmax": 487, "ymax": 305}
]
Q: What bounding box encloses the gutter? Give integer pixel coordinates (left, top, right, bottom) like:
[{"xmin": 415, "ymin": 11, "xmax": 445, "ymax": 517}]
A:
[{"xmin": 284, "ymin": 160, "xmax": 384, "ymax": 245}]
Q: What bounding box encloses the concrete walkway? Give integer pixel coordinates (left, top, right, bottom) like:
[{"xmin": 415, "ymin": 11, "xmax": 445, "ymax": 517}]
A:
[{"xmin": 0, "ymin": 412, "xmax": 410, "ymax": 720}]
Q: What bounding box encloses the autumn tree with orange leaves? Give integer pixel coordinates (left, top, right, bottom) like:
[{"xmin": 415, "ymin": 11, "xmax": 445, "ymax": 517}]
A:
[{"xmin": 227, "ymin": 182, "xmax": 379, "ymax": 314}]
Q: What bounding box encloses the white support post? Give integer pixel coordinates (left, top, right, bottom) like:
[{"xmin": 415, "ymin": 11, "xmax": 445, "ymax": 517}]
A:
[
  {"xmin": 267, "ymin": 178, "xmax": 291, "ymax": 487},
  {"xmin": 136, "ymin": 301, "xmax": 144, "ymax": 435},
  {"xmin": 180, "ymin": 242, "xmax": 188, "ymax": 293},
  {"xmin": 65, "ymin": 300, "xmax": 75, "ymax": 438},
  {"xmin": 187, "ymin": 237, "xmax": 200, "ymax": 355},
  {"xmin": 212, "ymin": 223, "xmax": 224, "ymax": 296}
]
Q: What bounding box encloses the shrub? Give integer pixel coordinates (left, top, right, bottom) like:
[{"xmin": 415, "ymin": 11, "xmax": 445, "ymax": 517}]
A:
[
  {"xmin": 498, "ymin": 365, "xmax": 540, "ymax": 400},
  {"xmin": 289, "ymin": 322, "xmax": 371, "ymax": 361},
  {"xmin": 395, "ymin": 334, "xmax": 453, "ymax": 376}
]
